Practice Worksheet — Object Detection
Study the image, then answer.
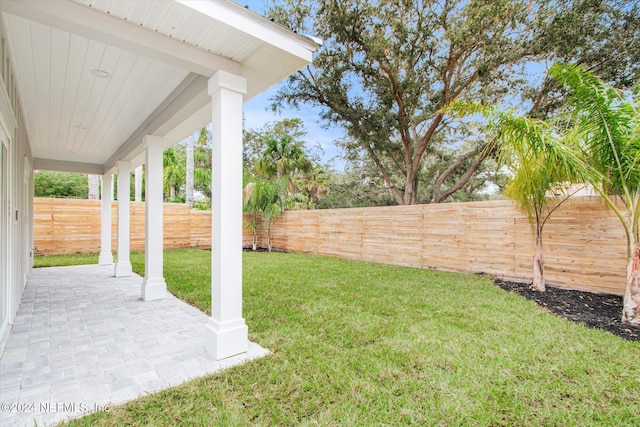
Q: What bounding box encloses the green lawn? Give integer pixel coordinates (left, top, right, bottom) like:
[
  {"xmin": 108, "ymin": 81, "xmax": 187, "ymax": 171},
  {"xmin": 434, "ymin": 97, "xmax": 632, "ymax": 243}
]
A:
[{"xmin": 38, "ymin": 249, "xmax": 639, "ymax": 426}]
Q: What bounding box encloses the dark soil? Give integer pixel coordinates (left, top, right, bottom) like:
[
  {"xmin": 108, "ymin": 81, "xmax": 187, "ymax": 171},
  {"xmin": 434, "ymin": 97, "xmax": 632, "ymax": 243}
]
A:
[
  {"xmin": 495, "ymin": 279, "xmax": 639, "ymax": 342},
  {"xmin": 242, "ymin": 247, "xmax": 287, "ymax": 253}
]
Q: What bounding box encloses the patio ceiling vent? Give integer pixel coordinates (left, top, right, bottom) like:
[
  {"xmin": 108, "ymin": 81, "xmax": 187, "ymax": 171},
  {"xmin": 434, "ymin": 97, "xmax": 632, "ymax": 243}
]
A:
[{"xmin": 90, "ymin": 69, "xmax": 111, "ymax": 78}]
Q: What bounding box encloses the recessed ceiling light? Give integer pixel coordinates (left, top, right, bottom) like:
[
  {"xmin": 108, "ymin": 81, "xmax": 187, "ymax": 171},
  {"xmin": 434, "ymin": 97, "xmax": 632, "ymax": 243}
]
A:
[{"xmin": 90, "ymin": 69, "xmax": 111, "ymax": 78}]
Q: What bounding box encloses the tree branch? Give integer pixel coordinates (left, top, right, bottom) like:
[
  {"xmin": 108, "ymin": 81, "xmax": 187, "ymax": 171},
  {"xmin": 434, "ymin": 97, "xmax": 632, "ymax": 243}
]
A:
[
  {"xmin": 364, "ymin": 143, "xmax": 404, "ymax": 205},
  {"xmin": 432, "ymin": 138, "xmax": 497, "ymax": 203}
]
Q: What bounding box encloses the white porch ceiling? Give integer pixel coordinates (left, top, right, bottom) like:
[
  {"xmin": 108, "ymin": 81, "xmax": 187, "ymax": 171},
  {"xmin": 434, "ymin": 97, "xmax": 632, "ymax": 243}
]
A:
[{"xmin": 0, "ymin": 0, "xmax": 317, "ymax": 174}]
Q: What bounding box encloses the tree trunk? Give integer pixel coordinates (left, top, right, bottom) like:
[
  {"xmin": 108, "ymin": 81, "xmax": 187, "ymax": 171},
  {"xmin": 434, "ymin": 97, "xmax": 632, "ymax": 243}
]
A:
[
  {"xmin": 186, "ymin": 135, "xmax": 194, "ymax": 207},
  {"xmin": 287, "ymin": 177, "xmax": 296, "ymax": 195},
  {"xmin": 134, "ymin": 166, "xmax": 143, "ymax": 202},
  {"xmin": 170, "ymin": 185, "xmax": 175, "ymax": 201},
  {"xmin": 252, "ymin": 212, "xmax": 258, "ymax": 251},
  {"xmin": 88, "ymin": 175, "xmax": 100, "ymax": 200},
  {"xmin": 403, "ymin": 168, "xmax": 417, "ymax": 205},
  {"xmin": 267, "ymin": 223, "xmax": 272, "ymax": 252},
  {"xmin": 622, "ymin": 242, "xmax": 640, "ymax": 325},
  {"xmin": 531, "ymin": 230, "xmax": 545, "ymax": 292}
]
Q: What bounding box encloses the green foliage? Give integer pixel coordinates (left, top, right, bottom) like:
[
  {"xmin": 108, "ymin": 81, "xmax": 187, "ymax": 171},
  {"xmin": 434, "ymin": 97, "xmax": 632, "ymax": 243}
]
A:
[
  {"xmin": 243, "ymin": 118, "xmax": 307, "ymax": 175},
  {"xmin": 269, "ymin": 0, "xmax": 639, "ymax": 204},
  {"xmin": 445, "ymin": 101, "xmax": 589, "ymax": 225},
  {"xmin": 243, "ymin": 179, "xmax": 284, "ymax": 251},
  {"xmin": 255, "ymin": 135, "xmax": 312, "ymax": 195},
  {"xmin": 296, "ymin": 164, "xmax": 329, "ymax": 207},
  {"xmin": 448, "ymin": 64, "xmax": 640, "ymax": 315},
  {"xmin": 550, "ymin": 63, "xmax": 640, "ymax": 323},
  {"xmin": 551, "ymin": 63, "xmax": 640, "ymax": 202},
  {"xmin": 34, "ymin": 171, "xmax": 88, "ymax": 199},
  {"xmin": 163, "ymin": 146, "xmax": 186, "ymax": 202},
  {"xmin": 317, "ymin": 165, "xmax": 396, "ymax": 209},
  {"xmin": 33, "ymin": 252, "xmax": 97, "ymax": 267},
  {"xmin": 527, "ymin": 1, "xmax": 640, "ymax": 118},
  {"xmin": 244, "ymin": 118, "xmax": 328, "ymax": 209},
  {"xmin": 193, "ymin": 127, "xmax": 212, "ymax": 204}
]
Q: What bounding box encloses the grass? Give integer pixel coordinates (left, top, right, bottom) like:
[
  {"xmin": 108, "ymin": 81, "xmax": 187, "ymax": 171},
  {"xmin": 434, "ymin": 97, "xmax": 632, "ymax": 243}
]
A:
[{"xmin": 37, "ymin": 249, "xmax": 640, "ymax": 426}]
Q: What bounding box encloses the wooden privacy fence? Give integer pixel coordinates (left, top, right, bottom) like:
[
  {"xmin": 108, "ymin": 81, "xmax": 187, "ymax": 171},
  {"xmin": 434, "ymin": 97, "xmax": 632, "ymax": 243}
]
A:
[
  {"xmin": 34, "ymin": 197, "xmax": 628, "ymax": 295},
  {"xmin": 34, "ymin": 198, "xmax": 213, "ymax": 254}
]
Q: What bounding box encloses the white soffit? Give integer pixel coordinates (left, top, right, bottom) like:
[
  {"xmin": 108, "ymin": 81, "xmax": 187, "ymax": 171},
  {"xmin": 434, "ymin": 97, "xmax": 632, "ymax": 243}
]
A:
[
  {"xmin": 74, "ymin": 0, "xmax": 318, "ymax": 98},
  {"xmin": 4, "ymin": 13, "xmax": 189, "ymax": 167},
  {"xmin": 0, "ymin": 0, "xmax": 317, "ymax": 174}
]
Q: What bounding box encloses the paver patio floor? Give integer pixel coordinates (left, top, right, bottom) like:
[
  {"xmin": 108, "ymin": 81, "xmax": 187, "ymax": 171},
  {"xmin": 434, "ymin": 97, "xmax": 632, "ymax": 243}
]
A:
[{"xmin": 0, "ymin": 264, "xmax": 267, "ymax": 427}]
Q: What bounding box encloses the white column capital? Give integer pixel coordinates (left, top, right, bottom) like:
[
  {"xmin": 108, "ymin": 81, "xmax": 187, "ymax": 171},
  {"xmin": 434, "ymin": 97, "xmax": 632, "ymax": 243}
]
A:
[
  {"xmin": 143, "ymin": 135, "xmax": 167, "ymax": 148},
  {"xmin": 116, "ymin": 160, "xmax": 131, "ymax": 171},
  {"xmin": 208, "ymin": 70, "xmax": 247, "ymax": 96}
]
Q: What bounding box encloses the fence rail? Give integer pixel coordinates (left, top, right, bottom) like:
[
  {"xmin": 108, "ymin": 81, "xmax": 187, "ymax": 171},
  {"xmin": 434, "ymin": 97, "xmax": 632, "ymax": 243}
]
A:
[{"xmin": 33, "ymin": 197, "xmax": 627, "ymax": 295}]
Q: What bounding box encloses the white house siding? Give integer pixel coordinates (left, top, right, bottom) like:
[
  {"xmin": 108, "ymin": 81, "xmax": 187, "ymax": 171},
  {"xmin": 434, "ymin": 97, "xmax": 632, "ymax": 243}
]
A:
[{"xmin": 0, "ymin": 15, "xmax": 34, "ymax": 355}]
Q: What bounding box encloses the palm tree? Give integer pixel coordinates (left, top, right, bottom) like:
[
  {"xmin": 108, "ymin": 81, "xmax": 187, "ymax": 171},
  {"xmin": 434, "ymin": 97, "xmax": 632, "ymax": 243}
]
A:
[
  {"xmin": 255, "ymin": 136, "xmax": 312, "ymax": 195},
  {"xmin": 243, "ymin": 181, "xmax": 260, "ymax": 251},
  {"xmin": 243, "ymin": 179, "xmax": 283, "ymax": 252},
  {"xmin": 551, "ymin": 63, "xmax": 640, "ymax": 324},
  {"xmin": 163, "ymin": 147, "xmax": 185, "ymax": 201},
  {"xmin": 299, "ymin": 165, "xmax": 329, "ymax": 206},
  {"xmin": 444, "ymin": 102, "xmax": 590, "ymax": 292}
]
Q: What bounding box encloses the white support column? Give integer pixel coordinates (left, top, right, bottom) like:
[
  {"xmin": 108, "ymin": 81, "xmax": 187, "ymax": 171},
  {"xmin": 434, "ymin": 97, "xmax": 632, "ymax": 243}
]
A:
[
  {"xmin": 141, "ymin": 136, "xmax": 167, "ymax": 301},
  {"xmin": 205, "ymin": 70, "xmax": 248, "ymax": 360},
  {"xmin": 134, "ymin": 166, "xmax": 143, "ymax": 202},
  {"xmin": 114, "ymin": 161, "xmax": 132, "ymax": 277},
  {"xmin": 98, "ymin": 174, "xmax": 113, "ymax": 265}
]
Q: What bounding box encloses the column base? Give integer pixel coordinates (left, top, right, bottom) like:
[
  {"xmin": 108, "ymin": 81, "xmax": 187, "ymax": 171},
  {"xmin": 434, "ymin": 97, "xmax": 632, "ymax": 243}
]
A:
[
  {"xmin": 141, "ymin": 277, "xmax": 166, "ymax": 301},
  {"xmin": 114, "ymin": 262, "xmax": 132, "ymax": 277},
  {"xmin": 98, "ymin": 253, "xmax": 113, "ymax": 265},
  {"xmin": 204, "ymin": 319, "xmax": 248, "ymax": 360}
]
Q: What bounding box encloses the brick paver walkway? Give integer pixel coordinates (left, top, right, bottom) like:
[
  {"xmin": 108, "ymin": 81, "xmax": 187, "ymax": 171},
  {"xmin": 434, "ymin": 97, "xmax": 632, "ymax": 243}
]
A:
[{"xmin": 0, "ymin": 264, "xmax": 267, "ymax": 426}]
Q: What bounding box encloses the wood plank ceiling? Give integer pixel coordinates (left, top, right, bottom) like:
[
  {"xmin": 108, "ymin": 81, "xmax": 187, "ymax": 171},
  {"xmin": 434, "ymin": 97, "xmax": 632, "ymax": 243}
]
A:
[{"xmin": 0, "ymin": 0, "xmax": 317, "ymax": 173}]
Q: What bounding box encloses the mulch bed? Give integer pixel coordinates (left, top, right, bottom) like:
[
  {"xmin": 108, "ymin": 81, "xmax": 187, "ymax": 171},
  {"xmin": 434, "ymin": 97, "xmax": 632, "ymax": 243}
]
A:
[{"xmin": 495, "ymin": 279, "xmax": 639, "ymax": 342}]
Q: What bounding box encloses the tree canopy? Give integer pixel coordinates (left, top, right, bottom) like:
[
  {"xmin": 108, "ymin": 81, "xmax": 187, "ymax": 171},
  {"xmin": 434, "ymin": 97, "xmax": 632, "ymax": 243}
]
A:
[
  {"xmin": 268, "ymin": 0, "xmax": 639, "ymax": 205},
  {"xmin": 34, "ymin": 171, "xmax": 88, "ymax": 199}
]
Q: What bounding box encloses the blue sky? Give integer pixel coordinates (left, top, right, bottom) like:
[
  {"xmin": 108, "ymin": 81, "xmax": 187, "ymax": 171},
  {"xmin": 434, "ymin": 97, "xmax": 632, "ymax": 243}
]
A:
[
  {"xmin": 243, "ymin": 84, "xmax": 347, "ymax": 171},
  {"xmin": 239, "ymin": 0, "xmax": 347, "ymax": 171}
]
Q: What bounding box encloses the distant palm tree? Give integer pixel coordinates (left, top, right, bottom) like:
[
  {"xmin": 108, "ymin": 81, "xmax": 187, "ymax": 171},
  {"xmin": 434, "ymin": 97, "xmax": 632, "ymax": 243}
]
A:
[
  {"xmin": 255, "ymin": 136, "xmax": 312, "ymax": 195},
  {"xmin": 299, "ymin": 165, "xmax": 329, "ymax": 206},
  {"xmin": 243, "ymin": 179, "xmax": 283, "ymax": 251},
  {"xmin": 163, "ymin": 147, "xmax": 185, "ymax": 201}
]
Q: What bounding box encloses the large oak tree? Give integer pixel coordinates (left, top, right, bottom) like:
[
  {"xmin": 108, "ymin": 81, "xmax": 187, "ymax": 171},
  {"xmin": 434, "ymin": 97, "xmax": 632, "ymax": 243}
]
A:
[{"xmin": 268, "ymin": 0, "xmax": 639, "ymax": 204}]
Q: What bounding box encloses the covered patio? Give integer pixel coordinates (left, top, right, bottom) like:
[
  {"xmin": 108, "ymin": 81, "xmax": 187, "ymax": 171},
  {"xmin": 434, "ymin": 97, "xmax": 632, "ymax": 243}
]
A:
[
  {"xmin": 0, "ymin": 0, "xmax": 317, "ymax": 424},
  {"xmin": 1, "ymin": 264, "xmax": 268, "ymax": 426},
  {"xmin": 0, "ymin": 0, "xmax": 316, "ymax": 357}
]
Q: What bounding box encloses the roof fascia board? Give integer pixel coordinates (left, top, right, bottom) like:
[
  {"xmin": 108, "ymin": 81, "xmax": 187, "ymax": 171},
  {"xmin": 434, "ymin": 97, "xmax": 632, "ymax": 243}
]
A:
[
  {"xmin": 0, "ymin": 0, "xmax": 240, "ymax": 76},
  {"xmin": 177, "ymin": 0, "xmax": 318, "ymax": 62},
  {"xmin": 33, "ymin": 158, "xmax": 103, "ymax": 175}
]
